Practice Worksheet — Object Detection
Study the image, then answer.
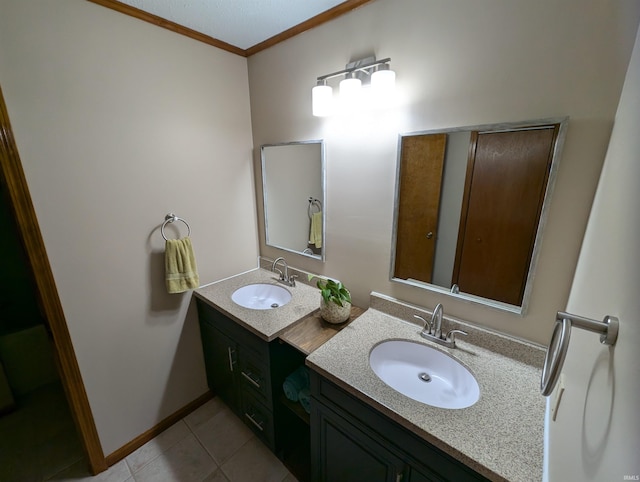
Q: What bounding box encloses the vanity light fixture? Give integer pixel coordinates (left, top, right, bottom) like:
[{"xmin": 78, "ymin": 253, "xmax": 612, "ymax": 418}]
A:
[{"xmin": 312, "ymin": 56, "xmax": 394, "ymax": 117}]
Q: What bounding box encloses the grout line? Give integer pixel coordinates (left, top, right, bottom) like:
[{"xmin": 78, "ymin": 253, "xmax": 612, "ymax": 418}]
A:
[{"xmin": 125, "ymin": 420, "xmax": 192, "ymax": 476}]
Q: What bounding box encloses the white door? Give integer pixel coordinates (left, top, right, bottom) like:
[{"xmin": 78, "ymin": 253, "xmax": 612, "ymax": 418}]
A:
[{"xmin": 544, "ymin": 26, "xmax": 640, "ymax": 481}]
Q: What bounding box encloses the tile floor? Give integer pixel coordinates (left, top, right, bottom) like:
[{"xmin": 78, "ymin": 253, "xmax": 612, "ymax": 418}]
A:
[
  {"xmin": 0, "ymin": 385, "xmax": 298, "ymax": 482},
  {"xmin": 0, "ymin": 381, "xmax": 85, "ymax": 481}
]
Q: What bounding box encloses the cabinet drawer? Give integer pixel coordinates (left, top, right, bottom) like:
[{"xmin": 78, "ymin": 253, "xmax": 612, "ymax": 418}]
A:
[
  {"xmin": 239, "ymin": 351, "xmax": 271, "ymax": 407},
  {"xmin": 197, "ymin": 300, "xmax": 270, "ymax": 360},
  {"xmin": 240, "ymin": 389, "xmax": 275, "ymax": 450}
]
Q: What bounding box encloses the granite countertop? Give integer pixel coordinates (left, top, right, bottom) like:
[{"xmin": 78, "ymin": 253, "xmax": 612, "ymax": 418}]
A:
[
  {"xmin": 306, "ymin": 293, "xmax": 546, "ymax": 482},
  {"xmin": 194, "ymin": 268, "xmax": 320, "ymax": 341}
]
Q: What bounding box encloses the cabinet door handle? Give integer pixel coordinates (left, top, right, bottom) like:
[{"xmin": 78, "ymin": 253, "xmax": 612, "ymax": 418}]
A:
[
  {"xmin": 227, "ymin": 347, "xmax": 236, "ymax": 372},
  {"xmin": 241, "ymin": 370, "xmax": 261, "ymax": 389},
  {"xmin": 244, "ymin": 412, "xmax": 264, "ymax": 431}
]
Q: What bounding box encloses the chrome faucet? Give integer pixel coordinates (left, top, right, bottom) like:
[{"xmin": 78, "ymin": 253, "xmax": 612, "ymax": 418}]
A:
[
  {"xmin": 271, "ymin": 257, "xmax": 297, "ymax": 287},
  {"xmin": 271, "ymin": 257, "xmax": 288, "ymax": 281},
  {"xmin": 414, "ymin": 303, "xmax": 468, "ymax": 349},
  {"xmin": 432, "ymin": 303, "xmax": 444, "ymax": 339}
]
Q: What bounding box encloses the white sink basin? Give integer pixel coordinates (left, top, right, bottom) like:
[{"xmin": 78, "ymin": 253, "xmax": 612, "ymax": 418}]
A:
[
  {"xmin": 231, "ymin": 283, "xmax": 292, "ymax": 310},
  {"xmin": 369, "ymin": 340, "xmax": 480, "ymax": 409}
]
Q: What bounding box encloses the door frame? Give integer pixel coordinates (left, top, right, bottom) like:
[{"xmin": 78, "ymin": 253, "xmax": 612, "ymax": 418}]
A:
[{"xmin": 0, "ymin": 85, "xmax": 106, "ymax": 474}]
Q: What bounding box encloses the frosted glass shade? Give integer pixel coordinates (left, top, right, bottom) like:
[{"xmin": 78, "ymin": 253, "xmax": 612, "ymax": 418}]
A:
[
  {"xmin": 312, "ymin": 84, "xmax": 333, "ymax": 117},
  {"xmin": 371, "ymin": 69, "xmax": 396, "ymax": 93},
  {"xmin": 339, "ymin": 77, "xmax": 362, "ymax": 99}
]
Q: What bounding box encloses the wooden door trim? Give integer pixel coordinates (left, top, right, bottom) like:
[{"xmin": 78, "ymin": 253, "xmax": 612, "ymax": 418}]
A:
[{"xmin": 0, "ymin": 85, "xmax": 107, "ymax": 474}]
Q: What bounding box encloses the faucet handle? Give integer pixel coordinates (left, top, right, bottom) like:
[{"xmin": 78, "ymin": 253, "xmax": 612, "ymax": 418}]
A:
[
  {"xmin": 445, "ymin": 329, "xmax": 468, "ymax": 347},
  {"xmin": 288, "ymin": 274, "xmax": 298, "ymax": 287},
  {"xmin": 414, "ymin": 314, "xmax": 432, "ymax": 335}
]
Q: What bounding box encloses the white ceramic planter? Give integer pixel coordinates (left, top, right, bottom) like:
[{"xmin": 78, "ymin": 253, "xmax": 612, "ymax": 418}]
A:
[{"xmin": 320, "ymin": 297, "xmax": 351, "ymax": 324}]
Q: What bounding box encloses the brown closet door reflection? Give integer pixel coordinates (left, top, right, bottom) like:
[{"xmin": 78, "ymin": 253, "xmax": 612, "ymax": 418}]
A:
[
  {"xmin": 394, "ymin": 133, "xmax": 446, "ymax": 283},
  {"xmin": 452, "ymin": 127, "xmax": 557, "ymax": 305}
]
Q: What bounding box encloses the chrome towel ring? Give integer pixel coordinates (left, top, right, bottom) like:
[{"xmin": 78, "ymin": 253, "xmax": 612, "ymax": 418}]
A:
[
  {"xmin": 161, "ymin": 213, "xmax": 191, "ymax": 241},
  {"xmin": 308, "ymin": 197, "xmax": 322, "ymax": 219},
  {"xmin": 540, "ymin": 311, "xmax": 619, "ymax": 396}
]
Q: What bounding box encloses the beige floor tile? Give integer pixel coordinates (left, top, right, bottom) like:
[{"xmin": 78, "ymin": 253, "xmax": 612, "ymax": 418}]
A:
[
  {"xmin": 193, "ymin": 407, "xmax": 254, "ymax": 465},
  {"xmin": 220, "ymin": 437, "xmax": 288, "ymax": 482},
  {"xmin": 48, "ymin": 459, "xmax": 132, "ymax": 482},
  {"xmin": 125, "ymin": 420, "xmax": 191, "ymax": 473},
  {"xmin": 184, "ymin": 397, "xmax": 226, "ymax": 431},
  {"xmin": 133, "ymin": 433, "xmax": 217, "ymax": 482},
  {"xmin": 201, "ymin": 467, "xmax": 230, "ymax": 481}
]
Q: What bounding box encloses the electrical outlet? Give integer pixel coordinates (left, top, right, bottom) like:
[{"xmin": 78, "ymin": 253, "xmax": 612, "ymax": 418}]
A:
[{"xmin": 551, "ymin": 373, "xmax": 565, "ymax": 421}]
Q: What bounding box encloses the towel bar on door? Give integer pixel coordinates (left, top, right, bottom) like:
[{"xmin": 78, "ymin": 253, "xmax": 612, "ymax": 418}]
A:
[
  {"xmin": 161, "ymin": 213, "xmax": 191, "ymax": 240},
  {"xmin": 540, "ymin": 311, "xmax": 619, "ymax": 396}
]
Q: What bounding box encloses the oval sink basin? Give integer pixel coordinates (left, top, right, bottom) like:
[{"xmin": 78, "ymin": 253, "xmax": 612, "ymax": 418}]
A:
[
  {"xmin": 231, "ymin": 283, "xmax": 292, "ymax": 310},
  {"xmin": 369, "ymin": 340, "xmax": 480, "ymax": 409}
]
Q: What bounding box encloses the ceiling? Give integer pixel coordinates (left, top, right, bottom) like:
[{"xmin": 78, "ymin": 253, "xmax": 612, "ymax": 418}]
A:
[{"xmin": 88, "ymin": 0, "xmax": 374, "ymax": 56}]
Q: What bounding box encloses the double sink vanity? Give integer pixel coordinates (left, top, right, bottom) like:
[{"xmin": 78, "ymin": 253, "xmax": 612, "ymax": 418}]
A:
[{"xmin": 194, "ymin": 265, "xmax": 546, "ymax": 482}]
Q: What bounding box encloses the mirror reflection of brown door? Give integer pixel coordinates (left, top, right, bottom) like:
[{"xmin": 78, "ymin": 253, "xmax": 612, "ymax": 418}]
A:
[
  {"xmin": 394, "ymin": 134, "xmax": 447, "ymax": 283},
  {"xmin": 452, "ymin": 126, "xmax": 558, "ymax": 305}
]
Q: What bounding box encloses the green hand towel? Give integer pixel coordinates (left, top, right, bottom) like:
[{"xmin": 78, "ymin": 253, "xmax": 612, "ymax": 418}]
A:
[
  {"xmin": 309, "ymin": 211, "xmax": 323, "ymax": 248},
  {"xmin": 165, "ymin": 237, "xmax": 199, "ymax": 294}
]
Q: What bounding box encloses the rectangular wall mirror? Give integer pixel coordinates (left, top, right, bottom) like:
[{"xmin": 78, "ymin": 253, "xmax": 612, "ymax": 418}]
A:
[
  {"xmin": 390, "ymin": 118, "xmax": 568, "ymax": 314},
  {"xmin": 262, "ymin": 141, "xmax": 325, "ymax": 261}
]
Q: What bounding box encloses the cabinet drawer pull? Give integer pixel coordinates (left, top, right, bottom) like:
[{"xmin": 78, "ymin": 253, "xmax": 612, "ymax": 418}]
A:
[
  {"xmin": 244, "ymin": 412, "xmax": 264, "ymax": 431},
  {"xmin": 241, "ymin": 371, "xmax": 261, "ymax": 389},
  {"xmin": 227, "ymin": 347, "xmax": 236, "ymax": 372}
]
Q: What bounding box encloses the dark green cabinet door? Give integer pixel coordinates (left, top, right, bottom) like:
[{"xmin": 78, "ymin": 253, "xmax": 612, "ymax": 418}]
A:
[
  {"xmin": 199, "ymin": 321, "xmax": 238, "ymax": 410},
  {"xmin": 314, "ymin": 405, "xmax": 404, "ymax": 482},
  {"xmin": 407, "ymin": 467, "xmax": 445, "ymax": 482}
]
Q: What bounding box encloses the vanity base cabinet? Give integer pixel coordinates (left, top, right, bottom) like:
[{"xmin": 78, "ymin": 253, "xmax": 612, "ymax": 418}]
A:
[
  {"xmin": 196, "ymin": 299, "xmax": 305, "ymax": 456},
  {"xmin": 196, "ymin": 299, "xmax": 277, "ymax": 449},
  {"xmin": 310, "ymin": 371, "xmax": 490, "ymax": 482}
]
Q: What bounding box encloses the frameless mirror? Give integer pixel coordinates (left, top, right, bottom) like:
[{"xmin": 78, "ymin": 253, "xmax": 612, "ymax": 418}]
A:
[
  {"xmin": 390, "ymin": 118, "xmax": 568, "ymax": 314},
  {"xmin": 262, "ymin": 141, "xmax": 325, "ymax": 260}
]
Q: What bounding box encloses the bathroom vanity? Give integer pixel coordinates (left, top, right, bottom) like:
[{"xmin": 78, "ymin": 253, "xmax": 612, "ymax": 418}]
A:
[{"xmin": 194, "ymin": 268, "xmax": 545, "ymax": 482}]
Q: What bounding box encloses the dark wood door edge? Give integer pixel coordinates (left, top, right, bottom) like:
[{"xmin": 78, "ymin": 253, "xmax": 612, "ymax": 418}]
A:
[{"xmin": 0, "ymin": 84, "xmax": 107, "ymax": 474}]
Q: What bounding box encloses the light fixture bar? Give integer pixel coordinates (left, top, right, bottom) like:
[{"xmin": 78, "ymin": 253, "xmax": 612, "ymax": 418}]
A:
[{"xmin": 316, "ymin": 57, "xmax": 391, "ymax": 83}]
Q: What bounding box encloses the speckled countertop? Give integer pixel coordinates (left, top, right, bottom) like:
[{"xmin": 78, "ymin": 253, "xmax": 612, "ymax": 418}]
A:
[
  {"xmin": 306, "ymin": 292, "xmax": 546, "ymax": 482},
  {"xmin": 194, "ymin": 268, "xmax": 320, "ymax": 341},
  {"xmin": 195, "ymin": 269, "xmax": 546, "ymax": 481}
]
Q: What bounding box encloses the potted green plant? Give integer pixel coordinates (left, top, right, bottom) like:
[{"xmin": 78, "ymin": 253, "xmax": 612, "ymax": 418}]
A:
[{"xmin": 316, "ymin": 278, "xmax": 352, "ymax": 324}]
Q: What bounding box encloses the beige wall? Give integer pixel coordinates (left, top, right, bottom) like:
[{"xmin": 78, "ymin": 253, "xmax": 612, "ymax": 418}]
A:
[
  {"xmin": 248, "ymin": 0, "xmax": 640, "ymax": 344},
  {"xmin": 0, "ymin": 0, "xmax": 258, "ymax": 454},
  {"xmin": 547, "ymin": 23, "xmax": 640, "ymax": 480}
]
